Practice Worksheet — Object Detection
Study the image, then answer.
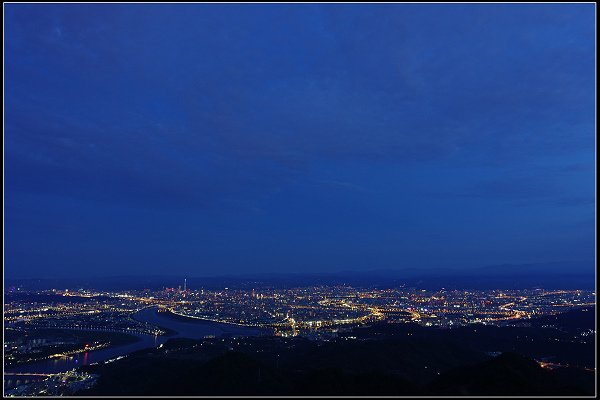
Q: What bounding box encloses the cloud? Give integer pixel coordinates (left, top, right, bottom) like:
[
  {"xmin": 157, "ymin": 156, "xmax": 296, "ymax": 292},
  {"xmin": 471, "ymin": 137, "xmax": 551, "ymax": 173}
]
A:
[{"xmin": 4, "ymin": 3, "xmax": 595, "ymax": 211}]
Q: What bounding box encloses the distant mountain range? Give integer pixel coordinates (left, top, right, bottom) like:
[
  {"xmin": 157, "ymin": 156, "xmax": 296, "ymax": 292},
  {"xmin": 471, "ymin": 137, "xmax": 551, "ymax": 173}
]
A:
[{"xmin": 5, "ymin": 261, "xmax": 595, "ymax": 290}]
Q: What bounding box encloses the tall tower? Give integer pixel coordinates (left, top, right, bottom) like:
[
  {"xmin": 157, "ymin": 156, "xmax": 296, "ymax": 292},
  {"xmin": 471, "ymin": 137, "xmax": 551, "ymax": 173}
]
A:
[{"xmin": 184, "ymin": 278, "xmax": 187, "ymax": 292}]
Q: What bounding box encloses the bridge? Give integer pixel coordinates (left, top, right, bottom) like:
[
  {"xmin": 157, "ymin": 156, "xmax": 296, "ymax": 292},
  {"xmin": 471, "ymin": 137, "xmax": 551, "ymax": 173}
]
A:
[{"xmin": 25, "ymin": 324, "xmax": 162, "ymax": 336}]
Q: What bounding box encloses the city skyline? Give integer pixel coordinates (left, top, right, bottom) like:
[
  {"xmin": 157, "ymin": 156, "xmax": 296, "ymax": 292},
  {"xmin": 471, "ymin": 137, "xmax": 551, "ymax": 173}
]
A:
[
  {"xmin": 3, "ymin": 3, "xmax": 596, "ymax": 397},
  {"xmin": 4, "ymin": 282, "xmax": 596, "ymax": 396}
]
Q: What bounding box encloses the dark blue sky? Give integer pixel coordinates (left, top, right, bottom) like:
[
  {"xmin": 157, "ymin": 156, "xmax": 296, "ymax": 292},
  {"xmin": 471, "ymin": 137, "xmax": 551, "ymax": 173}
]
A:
[{"xmin": 5, "ymin": 4, "xmax": 595, "ymax": 279}]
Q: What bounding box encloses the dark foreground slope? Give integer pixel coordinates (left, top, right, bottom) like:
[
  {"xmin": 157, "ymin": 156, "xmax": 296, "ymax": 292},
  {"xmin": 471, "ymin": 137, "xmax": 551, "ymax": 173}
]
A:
[
  {"xmin": 427, "ymin": 352, "xmax": 591, "ymax": 396},
  {"xmin": 79, "ymin": 345, "xmax": 593, "ymax": 396},
  {"xmin": 79, "ymin": 310, "xmax": 595, "ymax": 396}
]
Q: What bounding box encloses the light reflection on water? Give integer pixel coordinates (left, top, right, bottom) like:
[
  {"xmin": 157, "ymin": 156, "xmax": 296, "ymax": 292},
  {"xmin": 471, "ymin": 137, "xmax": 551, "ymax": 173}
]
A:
[
  {"xmin": 6, "ymin": 334, "xmax": 164, "ymax": 375},
  {"xmin": 5, "ymin": 306, "xmax": 263, "ymax": 375},
  {"xmin": 132, "ymin": 306, "xmax": 265, "ymax": 339}
]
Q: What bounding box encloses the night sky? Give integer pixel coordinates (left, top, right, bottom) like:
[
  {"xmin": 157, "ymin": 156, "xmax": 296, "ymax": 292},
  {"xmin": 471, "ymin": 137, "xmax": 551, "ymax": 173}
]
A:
[{"xmin": 5, "ymin": 4, "xmax": 595, "ymax": 279}]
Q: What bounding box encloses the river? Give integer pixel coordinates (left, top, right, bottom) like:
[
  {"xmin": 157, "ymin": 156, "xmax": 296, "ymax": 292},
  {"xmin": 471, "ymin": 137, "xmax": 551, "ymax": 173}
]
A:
[{"xmin": 5, "ymin": 307, "xmax": 266, "ymax": 375}]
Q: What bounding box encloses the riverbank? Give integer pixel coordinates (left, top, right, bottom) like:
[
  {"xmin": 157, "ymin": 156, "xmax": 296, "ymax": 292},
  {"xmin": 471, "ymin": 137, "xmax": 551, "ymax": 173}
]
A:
[
  {"xmin": 4, "ymin": 332, "xmax": 164, "ymax": 375},
  {"xmin": 160, "ymin": 308, "xmax": 265, "ymax": 329},
  {"xmin": 4, "ymin": 327, "xmax": 142, "ymax": 368},
  {"xmin": 5, "ymin": 307, "xmax": 271, "ymax": 375},
  {"xmin": 132, "ymin": 306, "xmax": 270, "ymax": 339}
]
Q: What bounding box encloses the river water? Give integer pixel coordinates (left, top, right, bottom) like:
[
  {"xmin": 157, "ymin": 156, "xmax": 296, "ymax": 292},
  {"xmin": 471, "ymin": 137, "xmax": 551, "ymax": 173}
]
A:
[
  {"xmin": 132, "ymin": 307, "xmax": 266, "ymax": 338},
  {"xmin": 5, "ymin": 307, "xmax": 265, "ymax": 375}
]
